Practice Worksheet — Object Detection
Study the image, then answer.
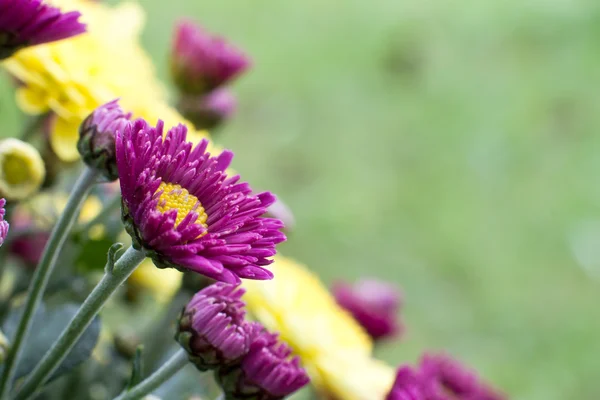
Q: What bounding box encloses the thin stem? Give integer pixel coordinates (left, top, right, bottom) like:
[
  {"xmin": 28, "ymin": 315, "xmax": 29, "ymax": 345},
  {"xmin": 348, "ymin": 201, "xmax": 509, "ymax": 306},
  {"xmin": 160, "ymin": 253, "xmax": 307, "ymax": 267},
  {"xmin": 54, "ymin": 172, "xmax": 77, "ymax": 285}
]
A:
[
  {"xmin": 113, "ymin": 349, "xmax": 188, "ymax": 400},
  {"xmin": 14, "ymin": 246, "xmax": 146, "ymax": 400},
  {"xmin": 0, "ymin": 167, "xmax": 99, "ymax": 399}
]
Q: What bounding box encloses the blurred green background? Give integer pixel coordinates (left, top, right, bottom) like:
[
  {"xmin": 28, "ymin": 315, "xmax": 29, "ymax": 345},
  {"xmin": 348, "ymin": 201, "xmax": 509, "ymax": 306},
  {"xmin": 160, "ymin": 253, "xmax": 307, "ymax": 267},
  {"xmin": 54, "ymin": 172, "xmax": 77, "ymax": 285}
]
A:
[{"xmin": 3, "ymin": 0, "xmax": 600, "ymax": 398}]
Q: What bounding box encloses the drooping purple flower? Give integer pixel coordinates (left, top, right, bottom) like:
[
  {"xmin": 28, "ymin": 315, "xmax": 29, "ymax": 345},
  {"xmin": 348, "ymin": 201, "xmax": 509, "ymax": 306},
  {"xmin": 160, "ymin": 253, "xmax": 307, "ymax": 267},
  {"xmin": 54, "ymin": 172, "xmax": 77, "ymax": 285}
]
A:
[
  {"xmin": 171, "ymin": 19, "xmax": 250, "ymax": 95},
  {"xmin": 116, "ymin": 119, "xmax": 285, "ymax": 284},
  {"xmin": 177, "ymin": 282, "xmax": 254, "ymax": 371},
  {"xmin": 0, "ymin": 0, "xmax": 86, "ymax": 60},
  {"xmin": 78, "ymin": 100, "xmax": 132, "ymax": 181},
  {"xmin": 332, "ymin": 278, "xmax": 403, "ymax": 340},
  {"xmin": 177, "ymin": 88, "xmax": 237, "ymax": 130},
  {"xmin": 387, "ymin": 366, "xmax": 425, "ymax": 400},
  {"xmin": 218, "ymin": 326, "xmax": 309, "ymax": 400},
  {"xmin": 0, "ymin": 198, "xmax": 8, "ymax": 247},
  {"xmin": 419, "ymin": 354, "xmax": 505, "ymax": 400}
]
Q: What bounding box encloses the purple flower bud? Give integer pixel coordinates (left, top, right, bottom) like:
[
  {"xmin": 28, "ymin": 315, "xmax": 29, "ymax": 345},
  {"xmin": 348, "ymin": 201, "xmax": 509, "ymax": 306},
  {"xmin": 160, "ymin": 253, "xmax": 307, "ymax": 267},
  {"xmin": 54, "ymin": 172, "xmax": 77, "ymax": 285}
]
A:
[
  {"xmin": 0, "ymin": 198, "xmax": 8, "ymax": 247},
  {"xmin": 78, "ymin": 100, "xmax": 131, "ymax": 181},
  {"xmin": 0, "ymin": 0, "xmax": 86, "ymax": 60},
  {"xmin": 177, "ymin": 88, "xmax": 237, "ymax": 130},
  {"xmin": 217, "ymin": 326, "xmax": 309, "ymax": 400},
  {"xmin": 386, "ymin": 366, "xmax": 424, "ymax": 400},
  {"xmin": 332, "ymin": 279, "xmax": 403, "ymax": 340},
  {"xmin": 419, "ymin": 354, "xmax": 505, "ymax": 400},
  {"xmin": 171, "ymin": 19, "xmax": 250, "ymax": 95},
  {"xmin": 177, "ymin": 283, "xmax": 253, "ymax": 371}
]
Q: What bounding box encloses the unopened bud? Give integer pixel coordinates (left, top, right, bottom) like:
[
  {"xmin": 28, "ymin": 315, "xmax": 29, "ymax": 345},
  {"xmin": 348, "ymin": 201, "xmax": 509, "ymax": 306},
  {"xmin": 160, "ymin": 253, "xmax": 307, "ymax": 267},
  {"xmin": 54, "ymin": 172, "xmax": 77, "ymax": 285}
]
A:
[{"xmin": 78, "ymin": 100, "xmax": 131, "ymax": 181}]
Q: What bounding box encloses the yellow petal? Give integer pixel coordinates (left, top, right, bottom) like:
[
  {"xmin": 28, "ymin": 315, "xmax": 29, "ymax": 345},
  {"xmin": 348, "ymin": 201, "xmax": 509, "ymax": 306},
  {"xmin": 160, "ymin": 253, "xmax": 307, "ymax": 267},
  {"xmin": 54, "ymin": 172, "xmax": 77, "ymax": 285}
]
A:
[{"xmin": 51, "ymin": 117, "xmax": 81, "ymax": 162}]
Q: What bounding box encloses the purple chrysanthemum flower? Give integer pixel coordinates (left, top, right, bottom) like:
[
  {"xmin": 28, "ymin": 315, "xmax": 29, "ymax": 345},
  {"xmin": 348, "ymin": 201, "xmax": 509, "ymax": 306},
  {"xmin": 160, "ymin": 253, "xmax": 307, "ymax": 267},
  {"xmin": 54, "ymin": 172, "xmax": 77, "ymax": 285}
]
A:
[
  {"xmin": 218, "ymin": 327, "xmax": 309, "ymax": 400},
  {"xmin": 387, "ymin": 366, "xmax": 425, "ymax": 400},
  {"xmin": 177, "ymin": 282, "xmax": 254, "ymax": 370},
  {"xmin": 116, "ymin": 119, "xmax": 285, "ymax": 284},
  {"xmin": 78, "ymin": 100, "xmax": 132, "ymax": 181},
  {"xmin": 0, "ymin": 0, "xmax": 86, "ymax": 60},
  {"xmin": 171, "ymin": 19, "xmax": 250, "ymax": 95},
  {"xmin": 178, "ymin": 88, "xmax": 237, "ymax": 130},
  {"xmin": 0, "ymin": 198, "xmax": 8, "ymax": 247},
  {"xmin": 332, "ymin": 278, "xmax": 403, "ymax": 340},
  {"xmin": 419, "ymin": 354, "xmax": 505, "ymax": 400}
]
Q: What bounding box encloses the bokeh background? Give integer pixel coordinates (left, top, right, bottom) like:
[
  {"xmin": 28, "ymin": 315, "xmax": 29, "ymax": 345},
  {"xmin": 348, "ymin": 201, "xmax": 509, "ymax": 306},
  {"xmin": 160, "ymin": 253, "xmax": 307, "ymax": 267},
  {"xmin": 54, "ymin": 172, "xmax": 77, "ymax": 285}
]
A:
[{"xmin": 3, "ymin": 0, "xmax": 600, "ymax": 398}]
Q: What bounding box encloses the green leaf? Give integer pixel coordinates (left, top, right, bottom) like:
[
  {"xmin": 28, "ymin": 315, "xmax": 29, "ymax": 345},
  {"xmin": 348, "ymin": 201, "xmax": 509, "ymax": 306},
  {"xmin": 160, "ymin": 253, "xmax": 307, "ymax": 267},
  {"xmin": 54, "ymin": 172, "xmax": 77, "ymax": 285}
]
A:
[
  {"xmin": 127, "ymin": 346, "xmax": 144, "ymax": 389},
  {"xmin": 2, "ymin": 302, "xmax": 101, "ymax": 384}
]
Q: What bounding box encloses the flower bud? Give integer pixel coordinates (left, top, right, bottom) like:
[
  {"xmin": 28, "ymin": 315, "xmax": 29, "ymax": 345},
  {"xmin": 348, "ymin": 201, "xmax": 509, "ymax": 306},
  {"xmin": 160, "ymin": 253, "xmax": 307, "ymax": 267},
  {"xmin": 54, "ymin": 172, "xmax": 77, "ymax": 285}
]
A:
[
  {"xmin": 217, "ymin": 326, "xmax": 309, "ymax": 400},
  {"xmin": 386, "ymin": 366, "xmax": 423, "ymax": 400},
  {"xmin": 332, "ymin": 279, "xmax": 403, "ymax": 341},
  {"xmin": 177, "ymin": 89, "xmax": 237, "ymax": 130},
  {"xmin": 78, "ymin": 100, "xmax": 131, "ymax": 181},
  {"xmin": 177, "ymin": 283, "xmax": 253, "ymax": 371},
  {"xmin": 171, "ymin": 19, "xmax": 250, "ymax": 95},
  {"xmin": 0, "ymin": 198, "xmax": 8, "ymax": 247},
  {"xmin": 419, "ymin": 354, "xmax": 505, "ymax": 400},
  {"xmin": 0, "ymin": 139, "xmax": 45, "ymax": 201}
]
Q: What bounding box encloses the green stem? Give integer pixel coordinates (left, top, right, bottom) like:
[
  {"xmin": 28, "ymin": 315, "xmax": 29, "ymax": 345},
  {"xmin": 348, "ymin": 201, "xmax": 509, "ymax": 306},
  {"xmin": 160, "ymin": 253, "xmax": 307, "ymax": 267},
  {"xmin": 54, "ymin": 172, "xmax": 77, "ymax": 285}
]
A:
[
  {"xmin": 113, "ymin": 349, "xmax": 188, "ymax": 400},
  {"xmin": 0, "ymin": 167, "xmax": 99, "ymax": 399},
  {"xmin": 14, "ymin": 246, "xmax": 146, "ymax": 400}
]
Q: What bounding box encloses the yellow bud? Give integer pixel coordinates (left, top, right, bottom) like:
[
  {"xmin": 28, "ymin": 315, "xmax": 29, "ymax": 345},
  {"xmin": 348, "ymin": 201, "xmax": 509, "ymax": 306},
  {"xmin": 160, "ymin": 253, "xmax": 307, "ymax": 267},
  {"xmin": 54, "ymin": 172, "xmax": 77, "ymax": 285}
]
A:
[{"xmin": 0, "ymin": 139, "xmax": 45, "ymax": 201}]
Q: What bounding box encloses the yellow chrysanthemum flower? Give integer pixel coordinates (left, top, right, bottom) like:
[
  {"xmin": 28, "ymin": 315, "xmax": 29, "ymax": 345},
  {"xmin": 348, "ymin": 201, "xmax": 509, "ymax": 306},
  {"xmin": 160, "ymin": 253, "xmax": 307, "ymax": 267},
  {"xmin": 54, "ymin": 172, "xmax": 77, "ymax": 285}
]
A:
[
  {"xmin": 0, "ymin": 138, "xmax": 46, "ymax": 201},
  {"xmin": 243, "ymin": 255, "xmax": 395, "ymax": 400},
  {"xmin": 127, "ymin": 259, "xmax": 182, "ymax": 303},
  {"xmin": 2, "ymin": 0, "xmax": 208, "ymax": 162}
]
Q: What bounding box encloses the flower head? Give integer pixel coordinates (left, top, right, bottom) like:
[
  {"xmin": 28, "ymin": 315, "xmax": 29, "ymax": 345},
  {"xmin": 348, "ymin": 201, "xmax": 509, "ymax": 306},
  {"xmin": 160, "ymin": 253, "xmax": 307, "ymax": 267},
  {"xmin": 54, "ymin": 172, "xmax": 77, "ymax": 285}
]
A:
[
  {"xmin": 386, "ymin": 367, "xmax": 425, "ymax": 400},
  {"xmin": 418, "ymin": 354, "xmax": 504, "ymax": 400},
  {"xmin": 0, "ymin": 139, "xmax": 46, "ymax": 201},
  {"xmin": 117, "ymin": 120, "xmax": 285, "ymax": 284},
  {"xmin": 243, "ymin": 256, "xmax": 395, "ymax": 400},
  {"xmin": 332, "ymin": 279, "xmax": 403, "ymax": 341},
  {"xmin": 178, "ymin": 88, "xmax": 237, "ymax": 130},
  {"xmin": 0, "ymin": 198, "xmax": 8, "ymax": 247},
  {"xmin": 218, "ymin": 327, "xmax": 309, "ymax": 400},
  {"xmin": 0, "ymin": 0, "xmax": 86, "ymax": 60},
  {"xmin": 177, "ymin": 283, "xmax": 253, "ymax": 370},
  {"xmin": 78, "ymin": 99, "xmax": 132, "ymax": 181},
  {"xmin": 171, "ymin": 19, "xmax": 250, "ymax": 95}
]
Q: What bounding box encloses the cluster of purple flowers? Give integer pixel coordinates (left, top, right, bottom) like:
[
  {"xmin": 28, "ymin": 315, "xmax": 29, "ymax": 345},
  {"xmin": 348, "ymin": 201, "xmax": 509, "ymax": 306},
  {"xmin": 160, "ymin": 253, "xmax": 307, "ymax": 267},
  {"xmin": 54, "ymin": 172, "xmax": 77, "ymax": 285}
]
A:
[
  {"xmin": 387, "ymin": 354, "xmax": 505, "ymax": 400},
  {"xmin": 177, "ymin": 283, "xmax": 309, "ymax": 399}
]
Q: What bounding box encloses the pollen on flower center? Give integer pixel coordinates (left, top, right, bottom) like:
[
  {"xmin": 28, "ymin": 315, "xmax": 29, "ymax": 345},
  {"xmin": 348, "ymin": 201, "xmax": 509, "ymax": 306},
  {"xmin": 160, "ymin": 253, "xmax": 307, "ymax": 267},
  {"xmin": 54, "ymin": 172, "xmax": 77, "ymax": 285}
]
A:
[
  {"xmin": 156, "ymin": 182, "xmax": 208, "ymax": 228},
  {"xmin": 2, "ymin": 154, "xmax": 31, "ymax": 186}
]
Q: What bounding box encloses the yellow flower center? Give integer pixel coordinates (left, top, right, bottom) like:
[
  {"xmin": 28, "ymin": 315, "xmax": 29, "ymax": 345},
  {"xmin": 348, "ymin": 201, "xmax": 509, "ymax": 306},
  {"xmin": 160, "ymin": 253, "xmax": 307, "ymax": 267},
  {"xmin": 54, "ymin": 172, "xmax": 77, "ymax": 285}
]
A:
[
  {"xmin": 2, "ymin": 153, "xmax": 31, "ymax": 186},
  {"xmin": 0, "ymin": 138, "xmax": 46, "ymax": 201},
  {"xmin": 155, "ymin": 182, "xmax": 208, "ymax": 229}
]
